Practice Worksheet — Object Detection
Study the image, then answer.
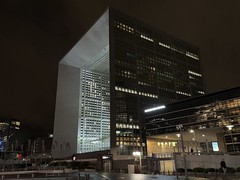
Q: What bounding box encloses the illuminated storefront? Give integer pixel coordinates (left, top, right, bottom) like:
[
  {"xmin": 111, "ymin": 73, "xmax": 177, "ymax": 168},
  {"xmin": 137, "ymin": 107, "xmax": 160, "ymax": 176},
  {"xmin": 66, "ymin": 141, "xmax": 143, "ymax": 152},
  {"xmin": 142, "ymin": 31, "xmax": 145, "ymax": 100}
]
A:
[{"xmin": 145, "ymin": 86, "xmax": 240, "ymax": 155}]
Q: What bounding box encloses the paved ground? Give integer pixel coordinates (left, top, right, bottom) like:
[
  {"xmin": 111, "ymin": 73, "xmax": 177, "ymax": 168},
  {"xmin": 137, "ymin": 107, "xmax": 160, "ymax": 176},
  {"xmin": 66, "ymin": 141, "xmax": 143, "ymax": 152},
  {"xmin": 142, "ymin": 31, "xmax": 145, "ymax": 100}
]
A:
[
  {"xmin": 1, "ymin": 171, "xmax": 240, "ymax": 179},
  {"xmin": 79, "ymin": 172, "xmax": 208, "ymax": 180},
  {"xmin": 83, "ymin": 172, "xmax": 240, "ymax": 180}
]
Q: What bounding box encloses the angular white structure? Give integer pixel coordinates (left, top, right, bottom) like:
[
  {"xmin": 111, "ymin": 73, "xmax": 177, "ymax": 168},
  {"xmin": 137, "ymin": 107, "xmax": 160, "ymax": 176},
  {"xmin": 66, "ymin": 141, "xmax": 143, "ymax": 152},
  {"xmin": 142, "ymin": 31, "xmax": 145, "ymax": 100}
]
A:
[{"xmin": 53, "ymin": 10, "xmax": 110, "ymax": 158}]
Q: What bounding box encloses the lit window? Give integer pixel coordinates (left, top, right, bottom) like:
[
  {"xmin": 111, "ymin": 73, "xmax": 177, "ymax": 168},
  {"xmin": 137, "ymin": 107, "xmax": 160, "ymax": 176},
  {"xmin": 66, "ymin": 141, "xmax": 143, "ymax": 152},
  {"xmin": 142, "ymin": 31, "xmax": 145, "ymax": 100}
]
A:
[
  {"xmin": 188, "ymin": 70, "xmax": 202, "ymax": 77},
  {"xmin": 197, "ymin": 91, "xmax": 205, "ymax": 94},
  {"xmin": 159, "ymin": 42, "xmax": 170, "ymax": 49},
  {"xmin": 176, "ymin": 91, "xmax": 191, "ymax": 97},
  {"xmin": 140, "ymin": 34, "xmax": 154, "ymax": 42},
  {"xmin": 186, "ymin": 51, "xmax": 199, "ymax": 60}
]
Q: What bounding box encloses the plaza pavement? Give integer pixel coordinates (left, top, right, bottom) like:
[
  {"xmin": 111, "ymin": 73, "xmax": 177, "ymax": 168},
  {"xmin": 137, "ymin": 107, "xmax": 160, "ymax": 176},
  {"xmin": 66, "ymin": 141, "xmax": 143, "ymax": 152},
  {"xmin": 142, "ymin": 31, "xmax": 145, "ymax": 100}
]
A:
[{"xmin": 1, "ymin": 171, "xmax": 240, "ymax": 179}]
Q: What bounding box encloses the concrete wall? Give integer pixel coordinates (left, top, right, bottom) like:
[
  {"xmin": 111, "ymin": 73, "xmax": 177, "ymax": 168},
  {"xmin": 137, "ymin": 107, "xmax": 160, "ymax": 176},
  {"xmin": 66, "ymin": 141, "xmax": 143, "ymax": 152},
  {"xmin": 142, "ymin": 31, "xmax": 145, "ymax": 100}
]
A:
[
  {"xmin": 176, "ymin": 154, "xmax": 240, "ymax": 169},
  {"xmin": 52, "ymin": 64, "xmax": 80, "ymax": 158}
]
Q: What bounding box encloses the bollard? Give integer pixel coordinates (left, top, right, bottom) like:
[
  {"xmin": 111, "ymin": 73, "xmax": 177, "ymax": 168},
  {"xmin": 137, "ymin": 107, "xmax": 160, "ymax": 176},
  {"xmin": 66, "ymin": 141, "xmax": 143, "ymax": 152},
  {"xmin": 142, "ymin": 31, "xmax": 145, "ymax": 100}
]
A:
[
  {"xmin": 1, "ymin": 175, "xmax": 3, "ymax": 179},
  {"xmin": 85, "ymin": 173, "xmax": 88, "ymax": 180},
  {"xmin": 17, "ymin": 174, "xmax": 19, "ymax": 179},
  {"xmin": 85, "ymin": 173, "xmax": 90, "ymax": 180},
  {"xmin": 32, "ymin": 173, "xmax": 35, "ymax": 178},
  {"xmin": 78, "ymin": 172, "xmax": 81, "ymax": 180}
]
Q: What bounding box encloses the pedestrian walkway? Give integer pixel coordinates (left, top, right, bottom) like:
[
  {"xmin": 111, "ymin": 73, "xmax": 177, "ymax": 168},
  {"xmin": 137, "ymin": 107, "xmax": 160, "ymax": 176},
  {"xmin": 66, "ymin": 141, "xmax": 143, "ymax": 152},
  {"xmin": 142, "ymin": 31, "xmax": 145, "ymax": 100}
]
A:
[{"xmin": 178, "ymin": 174, "xmax": 240, "ymax": 180}]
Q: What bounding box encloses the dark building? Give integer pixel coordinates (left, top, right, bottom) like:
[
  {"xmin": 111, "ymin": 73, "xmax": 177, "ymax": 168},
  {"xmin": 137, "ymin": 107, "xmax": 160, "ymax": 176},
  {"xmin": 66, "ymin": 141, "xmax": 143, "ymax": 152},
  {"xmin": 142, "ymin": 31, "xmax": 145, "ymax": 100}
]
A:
[
  {"xmin": 53, "ymin": 8, "xmax": 204, "ymax": 159},
  {"xmin": 145, "ymin": 86, "xmax": 240, "ymax": 156}
]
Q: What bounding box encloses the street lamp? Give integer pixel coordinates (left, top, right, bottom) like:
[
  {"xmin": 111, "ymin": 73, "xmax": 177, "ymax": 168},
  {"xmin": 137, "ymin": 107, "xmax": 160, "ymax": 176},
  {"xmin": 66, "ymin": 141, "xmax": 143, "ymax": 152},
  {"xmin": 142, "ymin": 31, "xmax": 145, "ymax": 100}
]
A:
[
  {"xmin": 176, "ymin": 124, "xmax": 188, "ymax": 179},
  {"xmin": 133, "ymin": 151, "xmax": 142, "ymax": 173},
  {"xmin": 190, "ymin": 129, "xmax": 197, "ymax": 152},
  {"xmin": 226, "ymin": 125, "xmax": 234, "ymax": 152}
]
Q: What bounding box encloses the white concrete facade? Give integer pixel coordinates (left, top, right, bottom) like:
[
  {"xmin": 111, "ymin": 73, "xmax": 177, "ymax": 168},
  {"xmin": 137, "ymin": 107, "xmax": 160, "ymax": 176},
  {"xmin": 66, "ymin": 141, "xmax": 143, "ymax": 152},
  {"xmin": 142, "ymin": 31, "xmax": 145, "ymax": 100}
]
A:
[{"xmin": 52, "ymin": 10, "xmax": 109, "ymax": 158}]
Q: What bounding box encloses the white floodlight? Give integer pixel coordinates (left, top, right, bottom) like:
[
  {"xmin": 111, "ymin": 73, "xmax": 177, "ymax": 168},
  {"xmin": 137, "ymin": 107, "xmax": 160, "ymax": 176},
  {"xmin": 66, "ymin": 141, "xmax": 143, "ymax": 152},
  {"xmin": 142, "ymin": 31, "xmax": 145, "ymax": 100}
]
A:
[
  {"xmin": 226, "ymin": 125, "xmax": 234, "ymax": 130},
  {"xmin": 133, "ymin": 151, "xmax": 141, "ymax": 156},
  {"xmin": 176, "ymin": 133, "xmax": 181, "ymax": 138},
  {"xmin": 144, "ymin": 105, "xmax": 166, "ymax": 113}
]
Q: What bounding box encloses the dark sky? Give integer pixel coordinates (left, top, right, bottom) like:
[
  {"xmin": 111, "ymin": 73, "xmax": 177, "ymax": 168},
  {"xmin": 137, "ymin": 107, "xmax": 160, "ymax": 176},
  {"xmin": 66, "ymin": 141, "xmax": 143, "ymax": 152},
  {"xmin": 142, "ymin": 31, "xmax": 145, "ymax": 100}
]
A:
[{"xmin": 1, "ymin": 0, "xmax": 240, "ymax": 138}]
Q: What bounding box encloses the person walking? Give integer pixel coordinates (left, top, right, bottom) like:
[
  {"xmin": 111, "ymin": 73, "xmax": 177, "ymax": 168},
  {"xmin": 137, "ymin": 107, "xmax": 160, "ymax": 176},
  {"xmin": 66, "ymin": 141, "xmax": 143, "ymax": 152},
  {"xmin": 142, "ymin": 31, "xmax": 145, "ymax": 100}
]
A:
[{"xmin": 220, "ymin": 159, "xmax": 227, "ymax": 174}]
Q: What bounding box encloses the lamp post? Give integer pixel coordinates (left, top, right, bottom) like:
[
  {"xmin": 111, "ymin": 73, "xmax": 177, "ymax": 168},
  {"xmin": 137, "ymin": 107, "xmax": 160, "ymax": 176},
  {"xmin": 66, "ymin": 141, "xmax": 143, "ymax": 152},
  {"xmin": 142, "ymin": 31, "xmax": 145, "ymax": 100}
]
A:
[
  {"xmin": 133, "ymin": 151, "xmax": 141, "ymax": 173},
  {"xmin": 226, "ymin": 125, "xmax": 234, "ymax": 152},
  {"xmin": 190, "ymin": 129, "xmax": 197, "ymax": 152},
  {"xmin": 176, "ymin": 124, "xmax": 188, "ymax": 179}
]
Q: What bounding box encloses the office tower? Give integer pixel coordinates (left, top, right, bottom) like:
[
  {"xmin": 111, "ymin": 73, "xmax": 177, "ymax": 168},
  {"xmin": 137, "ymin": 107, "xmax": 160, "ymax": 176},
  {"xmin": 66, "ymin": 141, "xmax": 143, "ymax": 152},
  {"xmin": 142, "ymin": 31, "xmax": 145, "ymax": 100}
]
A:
[{"xmin": 53, "ymin": 8, "xmax": 204, "ymax": 158}]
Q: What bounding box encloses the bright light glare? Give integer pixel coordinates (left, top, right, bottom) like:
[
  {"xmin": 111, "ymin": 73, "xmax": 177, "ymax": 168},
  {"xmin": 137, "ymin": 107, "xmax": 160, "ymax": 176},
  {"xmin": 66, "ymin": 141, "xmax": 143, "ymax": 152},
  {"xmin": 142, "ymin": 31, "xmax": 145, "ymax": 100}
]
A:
[
  {"xmin": 133, "ymin": 151, "xmax": 141, "ymax": 156},
  {"xmin": 176, "ymin": 133, "xmax": 181, "ymax": 138},
  {"xmin": 226, "ymin": 125, "xmax": 234, "ymax": 130},
  {"xmin": 144, "ymin": 105, "xmax": 165, "ymax": 113}
]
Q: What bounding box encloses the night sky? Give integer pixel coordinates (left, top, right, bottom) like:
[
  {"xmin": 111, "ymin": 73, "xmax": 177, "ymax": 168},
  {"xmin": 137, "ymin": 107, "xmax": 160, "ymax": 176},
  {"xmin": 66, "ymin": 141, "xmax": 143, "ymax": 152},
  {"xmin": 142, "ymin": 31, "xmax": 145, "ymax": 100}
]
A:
[{"xmin": 1, "ymin": 0, "xmax": 240, "ymax": 139}]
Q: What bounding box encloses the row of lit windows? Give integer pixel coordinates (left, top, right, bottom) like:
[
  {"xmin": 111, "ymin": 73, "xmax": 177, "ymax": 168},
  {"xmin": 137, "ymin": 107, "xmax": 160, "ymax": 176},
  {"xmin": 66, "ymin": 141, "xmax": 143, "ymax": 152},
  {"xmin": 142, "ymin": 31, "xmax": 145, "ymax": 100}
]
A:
[
  {"xmin": 140, "ymin": 34, "xmax": 154, "ymax": 42},
  {"xmin": 115, "ymin": 20, "xmax": 199, "ymax": 61},
  {"xmin": 116, "ymin": 137, "xmax": 139, "ymax": 141},
  {"xmin": 186, "ymin": 51, "xmax": 199, "ymax": 60},
  {"xmin": 158, "ymin": 57, "xmax": 175, "ymax": 66},
  {"xmin": 115, "ymin": 86, "xmax": 158, "ymax": 98},
  {"xmin": 138, "ymin": 81, "xmax": 151, "ymax": 87},
  {"xmin": 116, "ymin": 123, "xmax": 139, "ymax": 129},
  {"xmin": 159, "ymin": 87, "xmax": 175, "ymax": 93},
  {"xmin": 115, "ymin": 21, "xmax": 134, "ymax": 33},
  {"xmin": 188, "ymin": 70, "xmax": 202, "ymax": 77},
  {"xmin": 118, "ymin": 71, "xmax": 136, "ymax": 79},
  {"xmin": 157, "ymin": 71, "xmax": 174, "ymax": 79},
  {"xmin": 83, "ymin": 75, "xmax": 106, "ymax": 81},
  {"xmin": 116, "ymin": 50, "xmax": 198, "ymax": 77},
  {"xmin": 197, "ymin": 91, "xmax": 205, "ymax": 94},
  {"xmin": 116, "ymin": 142, "xmax": 140, "ymax": 146},
  {"xmin": 159, "ymin": 42, "xmax": 170, "ymax": 49},
  {"xmin": 216, "ymin": 98, "xmax": 240, "ymax": 110},
  {"xmin": 171, "ymin": 46, "xmax": 185, "ymax": 54},
  {"xmin": 159, "ymin": 42, "xmax": 199, "ymax": 62},
  {"xmin": 115, "ymin": 86, "xmax": 137, "ymax": 94},
  {"xmin": 176, "ymin": 91, "xmax": 191, "ymax": 97}
]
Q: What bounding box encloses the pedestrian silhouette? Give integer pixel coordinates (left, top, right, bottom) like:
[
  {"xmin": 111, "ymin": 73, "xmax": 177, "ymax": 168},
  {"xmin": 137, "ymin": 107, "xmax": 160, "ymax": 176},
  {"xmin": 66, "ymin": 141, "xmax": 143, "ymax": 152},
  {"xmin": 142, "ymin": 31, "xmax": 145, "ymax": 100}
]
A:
[{"xmin": 220, "ymin": 159, "xmax": 227, "ymax": 174}]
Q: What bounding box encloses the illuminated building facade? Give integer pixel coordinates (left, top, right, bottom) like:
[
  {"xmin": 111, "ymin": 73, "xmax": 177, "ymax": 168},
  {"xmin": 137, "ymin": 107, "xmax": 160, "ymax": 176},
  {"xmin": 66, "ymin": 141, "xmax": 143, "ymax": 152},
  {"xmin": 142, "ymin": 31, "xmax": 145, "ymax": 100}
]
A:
[
  {"xmin": 53, "ymin": 8, "xmax": 205, "ymax": 158},
  {"xmin": 0, "ymin": 118, "xmax": 20, "ymax": 151},
  {"xmin": 145, "ymin": 86, "xmax": 240, "ymax": 155},
  {"xmin": 78, "ymin": 70, "xmax": 110, "ymax": 153}
]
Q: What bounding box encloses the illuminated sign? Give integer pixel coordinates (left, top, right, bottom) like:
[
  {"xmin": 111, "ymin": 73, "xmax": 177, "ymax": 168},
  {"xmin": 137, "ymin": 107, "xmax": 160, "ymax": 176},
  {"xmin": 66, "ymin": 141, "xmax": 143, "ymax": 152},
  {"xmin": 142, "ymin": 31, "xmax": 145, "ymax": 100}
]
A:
[{"xmin": 212, "ymin": 142, "xmax": 219, "ymax": 151}]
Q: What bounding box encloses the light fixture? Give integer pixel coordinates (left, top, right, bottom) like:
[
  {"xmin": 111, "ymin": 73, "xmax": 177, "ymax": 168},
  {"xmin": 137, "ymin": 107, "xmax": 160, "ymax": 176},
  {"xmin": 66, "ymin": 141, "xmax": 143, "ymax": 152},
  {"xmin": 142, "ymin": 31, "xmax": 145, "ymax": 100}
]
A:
[
  {"xmin": 190, "ymin": 129, "xmax": 194, "ymax": 133},
  {"xmin": 144, "ymin": 105, "xmax": 166, "ymax": 113},
  {"xmin": 176, "ymin": 133, "xmax": 181, "ymax": 138},
  {"xmin": 226, "ymin": 125, "xmax": 234, "ymax": 130},
  {"xmin": 133, "ymin": 151, "xmax": 141, "ymax": 156}
]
